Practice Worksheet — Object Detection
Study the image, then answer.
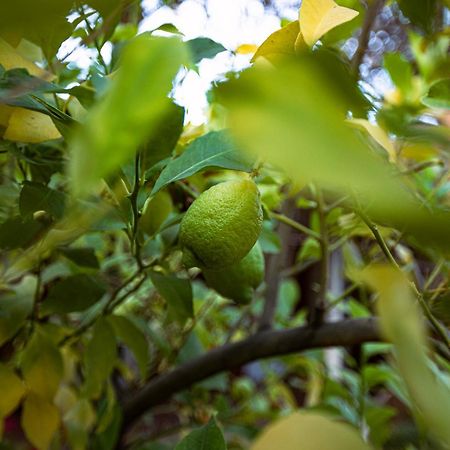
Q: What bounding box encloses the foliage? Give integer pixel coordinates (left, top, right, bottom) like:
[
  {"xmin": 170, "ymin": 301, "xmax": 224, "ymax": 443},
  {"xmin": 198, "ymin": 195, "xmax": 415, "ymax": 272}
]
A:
[{"xmin": 0, "ymin": 0, "xmax": 449, "ymax": 449}]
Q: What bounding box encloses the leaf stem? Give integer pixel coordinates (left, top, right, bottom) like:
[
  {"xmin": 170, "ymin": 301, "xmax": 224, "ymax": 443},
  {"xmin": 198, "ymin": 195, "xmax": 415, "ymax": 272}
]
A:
[{"xmin": 270, "ymin": 212, "xmax": 321, "ymax": 240}]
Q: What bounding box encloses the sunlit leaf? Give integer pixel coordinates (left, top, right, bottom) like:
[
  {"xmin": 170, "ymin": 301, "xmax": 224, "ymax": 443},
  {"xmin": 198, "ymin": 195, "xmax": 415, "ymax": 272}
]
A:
[
  {"xmin": 299, "ymin": 0, "xmax": 359, "ymax": 47},
  {"xmin": 4, "ymin": 107, "xmax": 61, "ymax": 143},
  {"xmin": 175, "ymin": 417, "xmax": 226, "ymax": 450},
  {"xmin": 83, "ymin": 318, "xmax": 117, "ymax": 398},
  {"xmin": 422, "ymin": 78, "xmax": 450, "ymax": 109},
  {"xmin": 251, "ymin": 411, "xmax": 372, "ymax": 450},
  {"xmin": 108, "ymin": 314, "xmax": 150, "ymax": 379},
  {"xmin": 384, "ymin": 53, "xmax": 413, "ymax": 97},
  {"xmin": 152, "ymin": 130, "xmax": 254, "ymax": 194},
  {"xmin": 349, "ymin": 118, "xmax": 396, "ymax": 163},
  {"xmin": 236, "ymin": 44, "xmax": 258, "ymax": 54},
  {"xmin": 21, "ymin": 327, "xmax": 64, "ymax": 400},
  {"xmin": 64, "ymin": 398, "xmax": 96, "ymax": 450},
  {"xmin": 0, "ymin": 364, "xmax": 25, "ymax": 417},
  {"xmin": 251, "ymin": 21, "xmax": 301, "ymax": 62},
  {"xmin": 69, "ymin": 36, "xmax": 188, "ymax": 196},
  {"xmin": 21, "ymin": 392, "xmax": 60, "ymax": 450},
  {"xmin": 360, "ymin": 266, "xmax": 450, "ymax": 448}
]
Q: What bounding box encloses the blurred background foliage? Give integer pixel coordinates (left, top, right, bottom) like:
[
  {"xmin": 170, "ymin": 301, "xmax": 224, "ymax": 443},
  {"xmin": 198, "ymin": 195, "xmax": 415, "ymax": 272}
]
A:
[{"xmin": 0, "ymin": 0, "xmax": 449, "ymax": 449}]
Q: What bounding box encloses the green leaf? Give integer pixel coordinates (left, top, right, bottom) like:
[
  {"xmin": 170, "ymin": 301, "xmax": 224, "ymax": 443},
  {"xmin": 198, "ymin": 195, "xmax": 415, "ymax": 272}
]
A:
[
  {"xmin": 141, "ymin": 101, "xmax": 185, "ymax": 171},
  {"xmin": 19, "ymin": 181, "xmax": 66, "ymax": 219},
  {"xmin": 175, "ymin": 417, "xmax": 226, "ymax": 450},
  {"xmin": 0, "ymin": 0, "xmax": 73, "ymax": 58},
  {"xmin": 107, "ymin": 314, "xmax": 150, "ymax": 379},
  {"xmin": 218, "ymin": 59, "xmax": 450, "ymax": 250},
  {"xmin": 21, "ymin": 392, "xmax": 60, "ymax": 450},
  {"xmin": 59, "ymin": 247, "xmax": 100, "ymax": 269},
  {"xmin": 150, "ymin": 272, "xmax": 193, "ymax": 323},
  {"xmin": 422, "ymin": 78, "xmax": 450, "ymax": 109},
  {"xmin": 64, "ymin": 398, "xmax": 96, "ymax": 450},
  {"xmin": 151, "ymin": 130, "xmax": 254, "ymax": 194},
  {"xmin": 0, "ymin": 363, "xmax": 25, "ymax": 417},
  {"xmin": 69, "ymin": 35, "xmax": 188, "ymax": 197},
  {"xmin": 397, "ymin": 0, "xmax": 438, "ymax": 35},
  {"xmin": 21, "ymin": 327, "xmax": 63, "ymax": 400},
  {"xmin": 251, "ymin": 411, "xmax": 372, "ymax": 450},
  {"xmin": 384, "ymin": 53, "xmax": 413, "ymax": 96},
  {"xmin": 0, "ymin": 275, "xmax": 35, "ymax": 346},
  {"xmin": 83, "ymin": 318, "xmax": 117, "ymax": 398},
  {"xmin": 186, "ymin": 38, "xmax": 226, "ymax": 64},
  {"xmin": 41, "ymin": 274, "xmax": 106, "ymax": 315},
  {"xmin": 0, "ymin": 216, "xmax": 45, "ymax": 249},
  {"xmin": 360, "ymin": 266, "xmax": 450, "ymax": 448}
]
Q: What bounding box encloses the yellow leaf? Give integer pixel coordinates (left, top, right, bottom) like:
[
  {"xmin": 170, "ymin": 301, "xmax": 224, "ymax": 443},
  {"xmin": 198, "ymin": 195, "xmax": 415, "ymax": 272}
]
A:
[
  {"xmin": 21, "ymin": 393, "xmax": 60, "ymax": 450},
  {"xmin": 4, "ymin": 107, "xmax": 61, "ymax": 143},
  {"xmin": 0, "ymin": 104, "xmax": 14, "ymax": 128},
  {"xmin": 299, "ymin": 0, "xmax": 359, "ymax": 47},
  {"xmin": 0, "ymin": 38, "xmax": 53, "ymax": 80},
  {"xmin": 360, "ymin": 266, "xmax": 450, "ymax": 448},
  {"xmin": 21, "ymin": 328, "xmax": 64, "ymax": 401},
  {"xmin": 349, "ymin": 118, "xmax": 396, "ymax": 163},
  {"xmin": 0, "ymin": 364, "xmax": 25, "ymax": 417},
  {"xmin": 251, "ymin": 411, "xmax": 372, "ymax": 450},
  {"xmin": 236, "ymin": 43, "xmax": 258, "ymax": 54},
  {"xmin": 251, "ymin": 21, "xmax": 300, "ymax": 63}
]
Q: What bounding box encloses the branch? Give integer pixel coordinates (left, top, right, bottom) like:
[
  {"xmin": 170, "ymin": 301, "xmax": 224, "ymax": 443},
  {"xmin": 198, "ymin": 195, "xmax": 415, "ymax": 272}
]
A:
[
  {"xmin": 352, "ymin": 0, "xmax": 386, "ymax": 75},
  {"xmin": 122, "ymin": 318, "xmax": 381, "ymax": 429}
]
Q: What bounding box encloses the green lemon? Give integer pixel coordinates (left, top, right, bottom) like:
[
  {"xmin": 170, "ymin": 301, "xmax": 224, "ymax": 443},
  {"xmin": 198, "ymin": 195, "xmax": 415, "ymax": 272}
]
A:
[
  {"xmin": 140, "ymin": 191, "xmax": 173, "ymax": 236},
  {"xmin": 179, "ymin": 178, "xmax": 263, "ymax": 269},
  {"xmin": 203, "ymin": 242, "xmax": 265, "ymax": 304}
]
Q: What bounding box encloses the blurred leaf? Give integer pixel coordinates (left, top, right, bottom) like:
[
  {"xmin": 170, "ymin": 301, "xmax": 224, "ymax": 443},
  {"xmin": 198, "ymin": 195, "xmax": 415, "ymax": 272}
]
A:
[
  {"xmin": 69, "ymin": 36, "xmax": 188, "ymax": 196},
  {"xmin": 150, "ymin": 272, "xmax": 193, "ymax": 323},
  {"xmin": 108, "ymin": 314, "xmax": 150, "ymax": 379},
  {"xmin": 59, "ymin": 247, "xmax": 100, "ymax": 269},
  {"xmin": 251, "ymin": 21, "xmax": 300, "ymax": 62},
  {"xmin": 384, "ymin": 53, "xmax": 413, "ymax": 97},
  {"xmin": 0, "ymin": 364, "xmax": 25, "ymax": 417},
  {"xmin": 0, "ymin": 0, "xmax": 73, "ymax": 58},
  {"xmin": 299, "ymin": 0, "xmax": 359, "ymax": 47},
  {"xmin": 21, "ymin": 392, "xmax": 60, "ymax": 450},
  {"xmin": 140, "ymin": 191, "xmax": 173, "ymax": 236},
  {"xmin": 397, "ymin": 0, "xmax": 438, "ymax": 35},
  {"xmin": 0, "ymin": 275, "xmax": 35, "ymax": 346},
  {"xmin": 251, "ymin": 411, "xmax": 372, "ymax": 450},
  {"xmin": 64, "ymin": 398, "xmax": 97, "ymax": 450},
  {"xmin": 152, "ymin": 23, "xmax": 183, "ymax": 35},
  {"xmin": 41, "ymin": 275, "xmax": 106, "ymax": 315},
  {"xmin": 422, "ymin": 78, "xmax": 450, "ymax": 109},
  {"xmin": 21, "ymin": 327, "xmax": 63, "ymax": 400},
  {"xmin": 175, "ymin": 417, "xmax": 226, "ymax": 450},
  {"xmin": 348, "ymin": 119, "xmax": 396, "ymax": 162},
  {"xmin": 92, "ymin": 401, "xmax": 122, "ymax": 450},
  {"xmin": 218, "ymin": 60, "xmax": 450, "ymax": 250},
  {"xmin": 360, "ymin": 265, "xmax": 450, "ymax": 448},
  {"xmin": 186, "ymin": 37, "xmax": 226, "ymax": 64},
  {"xmin": 87, "ymin": 0, "xmax": 123, "ymax": 19},
  {"xmin": 84, "ymin": 318, "xmax": 117, "ymax": 399},
  {"xmin": 152, "ymin": 130, "xmax": 254, "ymax": 194},
  {"xmin": 4, "ymin": 107, "xmax": 61, "ymax": 143},
  {"xmin": 19, "ymin": 181, "xmax": 66, "ymax": 219},
  {"xmin": 0, "ymin": 38, "xmax": 52, "ymax": 79},
  {"xmin": 141, "ymin": 101, "xmax": 185, "ymax": 170}
]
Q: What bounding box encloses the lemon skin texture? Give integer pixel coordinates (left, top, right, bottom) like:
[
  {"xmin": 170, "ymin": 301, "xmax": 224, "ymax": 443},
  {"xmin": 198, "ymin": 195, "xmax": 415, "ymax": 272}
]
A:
[
  {"xmin": 140, "ymin": 191, "xmax": 173, "ymax": 236},
  {"xmin": 179, "ymin": 179, "xmax": 263, "ymax": 269},
  {"xmin": 203, "ymin": 242, "xmax": 265, "ymax": 304}
]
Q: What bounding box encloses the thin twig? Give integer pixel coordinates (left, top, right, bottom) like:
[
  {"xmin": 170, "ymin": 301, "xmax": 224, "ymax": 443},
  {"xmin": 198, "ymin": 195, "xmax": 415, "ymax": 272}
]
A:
[{"xmin": 270, "ymin": 212, "xmax": 321, "ymax": 240}]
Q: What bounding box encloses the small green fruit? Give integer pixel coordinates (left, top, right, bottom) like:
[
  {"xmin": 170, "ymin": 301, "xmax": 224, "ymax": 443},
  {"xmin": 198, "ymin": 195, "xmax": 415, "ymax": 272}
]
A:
[
  {"xmin": 179, "ymin": 178, "xmax": 263, "ymax": 269},
  {"xmin": 203, "ymin": 242, "xmax": 265, "ymax": 304},
  {"xmin": 140, "ymin": 191, "xmax": 173, "ymax": 236}
]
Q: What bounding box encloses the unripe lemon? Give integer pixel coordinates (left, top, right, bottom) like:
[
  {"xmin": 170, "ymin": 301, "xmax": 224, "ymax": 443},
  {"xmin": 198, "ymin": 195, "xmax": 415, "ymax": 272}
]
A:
[
  {"xmin": 140, "ymin": 191, "xmax": 173, "ymax": 236},
  {"xmin": 203, "ymin": 242, "xmax": 265, "ymax": 304},
  {"xmin": 179, "ymin": 178, "xmax": 263, "ymax": 269}
]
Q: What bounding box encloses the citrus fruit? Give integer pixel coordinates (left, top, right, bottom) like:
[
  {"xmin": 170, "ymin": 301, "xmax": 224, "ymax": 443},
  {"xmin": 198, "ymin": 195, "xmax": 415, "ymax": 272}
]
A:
[
  {"xmin": 203, "ymin": 242, "xmax": 265, "ymax": 304},
  {"xmin": 139, "ymin": 191, "xmax": 173, "ymax": 236},
  {"xmin": 179, "ymin": 178, "xmax": 263, "ymax": 269}
]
